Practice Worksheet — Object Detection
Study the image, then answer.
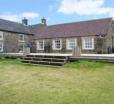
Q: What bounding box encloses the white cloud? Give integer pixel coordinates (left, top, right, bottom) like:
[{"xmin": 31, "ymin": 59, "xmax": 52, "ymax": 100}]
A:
[
  {"xmin": 0, "ymin": 13, "xmax": 19, "ymax": 22},
  {"xmin": 108, "ymin": 9, "xmax": 114, "ymax": 17},
  {"xmin": 0, "ymin": 12, "xmax": 39, "ymax": 22},
  {"xmin": 58, "ymin": 0, "xmax": 114, "ymax": 17},
  {"xmin": 22, "ymin": 12, "xmax": 39, "ymax": 19}
]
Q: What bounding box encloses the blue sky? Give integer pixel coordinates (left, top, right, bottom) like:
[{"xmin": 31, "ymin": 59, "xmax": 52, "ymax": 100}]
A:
[{"xmin": 0, "ymin": 0, "xmax": 114, "ymax": 25}]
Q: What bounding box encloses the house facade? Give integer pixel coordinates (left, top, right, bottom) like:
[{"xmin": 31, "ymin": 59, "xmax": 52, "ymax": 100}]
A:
[
  {"xmin": 1, "ymin": 32, "xmax": 31, "ymax": 53},
  {"xmin": 0, "ymin": 18, "xmax": 34, "ymax": 53},
  {"xmin": 34, "ymin": 18, "xmax": 114, "ymax": 54},
  {"xmin": 0, "ymin": 17, "xmax": 113, "ymax": 54}
]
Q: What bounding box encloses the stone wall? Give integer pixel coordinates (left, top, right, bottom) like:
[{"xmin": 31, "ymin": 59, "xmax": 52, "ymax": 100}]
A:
[
  {"xmin": 35, "ymin": 36, "xmax": 101, "ymax": 54},
  {"xmin": 3, "ymin": 31, "xmax": 31, "ymax": 53},
  {"xmin": 105, "ymin": 20, "xmax": 114, "ymax": 53}
]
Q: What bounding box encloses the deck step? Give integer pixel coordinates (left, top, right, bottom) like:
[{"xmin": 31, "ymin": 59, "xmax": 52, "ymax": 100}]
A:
[
  {"xmin": 22, "ymin": 60, "xmax": 65, "ymax": 66},
  {"xmin": 26, "ymin": 55, "xmax": 68, "ymax": 59},
  {"xmin": 22, "ymin": 57, "xmax": 66, "ymax": 62},
  {"xmin": 21, "ymin": 54, "xmax": 68, "ymax": 66}
]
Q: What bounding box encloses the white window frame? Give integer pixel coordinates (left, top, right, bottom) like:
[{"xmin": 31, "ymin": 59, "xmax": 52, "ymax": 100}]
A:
[
  {"xmin": 0, "ymin": 31, "xmax": 3, "ymax": 40},
  {"xmin": 82, "ymin": 37, "xmax": 94, "ymax": 50},
  {"xmin": 19, "ymin": 34, "xmax": 24, "ymax": 42},
  {"xmin": 19, "ymin": 43, "xmax": 25, "ymax": 52},
  {"xmin": 0, "ymin": 42, "xmax": 3, "ymax": 52},
  {"xmin": 66, "ymin": 38, "xmax": 77, "ymax": 50},
  {"xmin": 53, "ymin": 39, "xmax": 62, "ymax": 50},
  {"xmin": 36, "ymin": 40, "xmax": 44, "ymax": 50}
]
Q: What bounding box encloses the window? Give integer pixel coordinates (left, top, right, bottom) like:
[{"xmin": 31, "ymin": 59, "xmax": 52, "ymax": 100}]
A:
[
  {"xmin": 36, "ymin": 40, "xmax": 44, "ymax": 50},
  {"xmin": 0, "ymin": 31, "xmax": 3, "ymax": 40},
  {"xmin": 53, "ymin": 39, "xmax": 62, "ymax": 50},
  {"xmin": 0, "ymin": 42, "xmax": 3, "ymax": 52},
  {"xmin": 67, "ymin": 38, "xmax": 77, "ymax": 50},
  {"xmin": 19, "ymin": 43, "xmax": 25, "ymax": 52},
  {"xmin": 19, "ymin": 34, "xmax": 24, "ymax": 42},
  {"xmin": 82, "ymin": 37, "xmax": 94, "ymax": 50}
]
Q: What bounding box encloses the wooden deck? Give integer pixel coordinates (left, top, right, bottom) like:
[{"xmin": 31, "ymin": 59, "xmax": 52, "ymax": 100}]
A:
[
  {"xmin": 81, "ymin": 54, "xmax": 114, "ymax": 57},
  {"xmin": 0, "ymin": 53, "xmax": 24, "ymax": 59},
  {"xmin": 1, "ymin": 53, "xmax": 114, "ymax": 63},
  {"xmin": 69, "ymin": 55, "xmax": 114, "ymax": 63},
  {"xmin": 29, "ymin": 53, "xmax": 72, "ymax": 56},
  {"xmin": 1, "ymin": 53, "xmax": 114, "ymax": 57},
  {"xmin": 0, "ymin": 53, "xmax": 72, "ymax": 59}
]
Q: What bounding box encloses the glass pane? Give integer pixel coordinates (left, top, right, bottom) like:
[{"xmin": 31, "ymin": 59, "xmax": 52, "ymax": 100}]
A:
[
  {"xmin": 84, "ymin": 38, "xmax": 93, "ymax": 49},
  {"xmin": 39, "ymin": 41, "xmax": 44, "ymax": 49},
  {"xmin": 19, "ymin": 34, "xmax": 24, "ymax": 41},
  {"xmin": 0, "ymin": 35, "xmax": 2, "ymax": 39},
  {"xmin": 55, "ymin": 40, "xmax": 61, "ymax": 49},
  {"xmin": 68, "ymin": 39, "xmax": 76, "ymax": 49}
]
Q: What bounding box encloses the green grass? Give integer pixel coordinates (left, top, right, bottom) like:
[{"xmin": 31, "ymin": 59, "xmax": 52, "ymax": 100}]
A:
[
  {"xmin": 0, "ymin": 59, "xmax": 114, "ymax": 104},
  {"xmin": 65, "ymin": 60, "xmax": 109, "ymax": 70}
]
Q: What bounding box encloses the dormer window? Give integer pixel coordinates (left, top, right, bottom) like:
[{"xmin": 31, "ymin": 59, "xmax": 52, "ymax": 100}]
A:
[
  {"xmin": 0, "ymin": 31, "xmax": 3, "ymax": 40},
  {"xmin": 19, "ymin": 34, "xmax": 24, "ymax": 42}
]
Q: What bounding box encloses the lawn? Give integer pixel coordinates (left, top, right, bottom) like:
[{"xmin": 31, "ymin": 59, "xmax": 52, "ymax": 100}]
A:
[{"xmin": 0, "ymin": 59, "xmax": 114, "ymax": 104}]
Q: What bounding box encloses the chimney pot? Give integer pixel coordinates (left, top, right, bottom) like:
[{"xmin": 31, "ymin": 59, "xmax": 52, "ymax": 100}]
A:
[
  {"xmin": 41, "ymin": 17, "xmax": 46, "ymax": 25},
  {"xmin": 22, "ymin": 18, "xmax": 28, "ymax": 26}
]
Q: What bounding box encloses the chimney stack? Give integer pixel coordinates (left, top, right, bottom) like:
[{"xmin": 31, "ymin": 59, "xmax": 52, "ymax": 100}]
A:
[
  {"xmin": 41, "ymin": 17, "xmax": 46, "ymax": 25},
  {"xmin": 22, "ymin": 17, "xmax": 28, "ymax": 26}
]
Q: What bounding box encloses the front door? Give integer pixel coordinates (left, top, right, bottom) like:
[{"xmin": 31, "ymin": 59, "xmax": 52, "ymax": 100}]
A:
[{"xmin": 44, "ymin": 44, "xmax": 51, "ymax": 53}]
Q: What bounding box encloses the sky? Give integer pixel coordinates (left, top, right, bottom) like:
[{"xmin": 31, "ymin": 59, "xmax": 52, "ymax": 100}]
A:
[{"xmin": 0, "ymin": 0, "xmax": 114, "ymax": 25}]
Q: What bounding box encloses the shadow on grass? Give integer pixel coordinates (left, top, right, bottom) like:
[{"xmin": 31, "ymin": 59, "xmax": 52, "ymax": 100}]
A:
[
  {"xmin": 0, "ymin": 59, "xmax": 22, "ymax": 65},
  {"xmin": 0, "ymin": 59, "xmax": 61, "ymax": 69},
  {"xmin": 1, "ymin": 59, "xmax": 114, "ymax": 71},
  {"xmin": 64, "ymin": 60, "xmax": 114, "ymax": 71}
]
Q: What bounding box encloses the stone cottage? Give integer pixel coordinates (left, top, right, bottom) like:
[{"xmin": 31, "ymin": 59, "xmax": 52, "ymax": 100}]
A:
[
  {"xmin": 34, "ymin": 18, "xmax": 114, "ymax": 54},
  {"xmin": 0, "ymin": 18, "xmax": 45, "ymax": 53},
  {"xmin": 0, "ymin": 17, "xmax": 113, "ymax": 54}
]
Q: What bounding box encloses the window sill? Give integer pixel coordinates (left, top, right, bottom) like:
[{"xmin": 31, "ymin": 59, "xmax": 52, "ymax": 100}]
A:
[
  {"xmin": 82, "ymin": 48, "xmax": 94, "ymax": 50},
  {"xmin": 19, "ymin": 41, "xmax": 25, "ymax": 42},
  {"xmin": 37, "ymin": 49, "xmax": 44, "ymax": 51},
  {"xmin": 53, "ymin": 48, "xmax": 62, "ymax": 50}
]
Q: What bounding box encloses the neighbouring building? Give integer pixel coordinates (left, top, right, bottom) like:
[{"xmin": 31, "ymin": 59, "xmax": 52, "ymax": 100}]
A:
[
  {"xmin": 0, "ymin": 18, "xmax": 45, "ymax": 53},
  {"xmin": 0, "ymin": 17, "xmax": 113, "ymax": 54}
]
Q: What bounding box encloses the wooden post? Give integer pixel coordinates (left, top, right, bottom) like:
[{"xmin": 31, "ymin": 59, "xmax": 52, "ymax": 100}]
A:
[{"xmin": 72, "ymin": 46, "xmax": 81, "ymax": 57}]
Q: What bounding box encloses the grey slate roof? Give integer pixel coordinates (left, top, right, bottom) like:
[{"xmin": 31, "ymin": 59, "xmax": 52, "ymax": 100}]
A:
[
  {"xmin": 0, "ymin": 18, "xmax": 112, "ymax": 38},
  {"xmin": 29, "ymin": 24, "xmax": 46, "ymax": 34},
  {"xmin": 34, "ymin": 18, "xmax": 112, "ymax": 39},
  {"xmin": 0, "ymin": 19, "xmax": 43, "ymax": 35}
]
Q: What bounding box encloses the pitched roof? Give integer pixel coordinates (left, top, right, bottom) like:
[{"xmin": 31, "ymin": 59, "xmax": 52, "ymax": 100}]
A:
[
  {"xmin": 34, "ymin": 18, "xmax": 112, "ymax": 39},
  {"xmin": 29, "ymin": 24, "xmax": 46, "ymax": 34},
  {"xmin": 0, "ymin": 19, "xmax": 44, "ymax": 35}
]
